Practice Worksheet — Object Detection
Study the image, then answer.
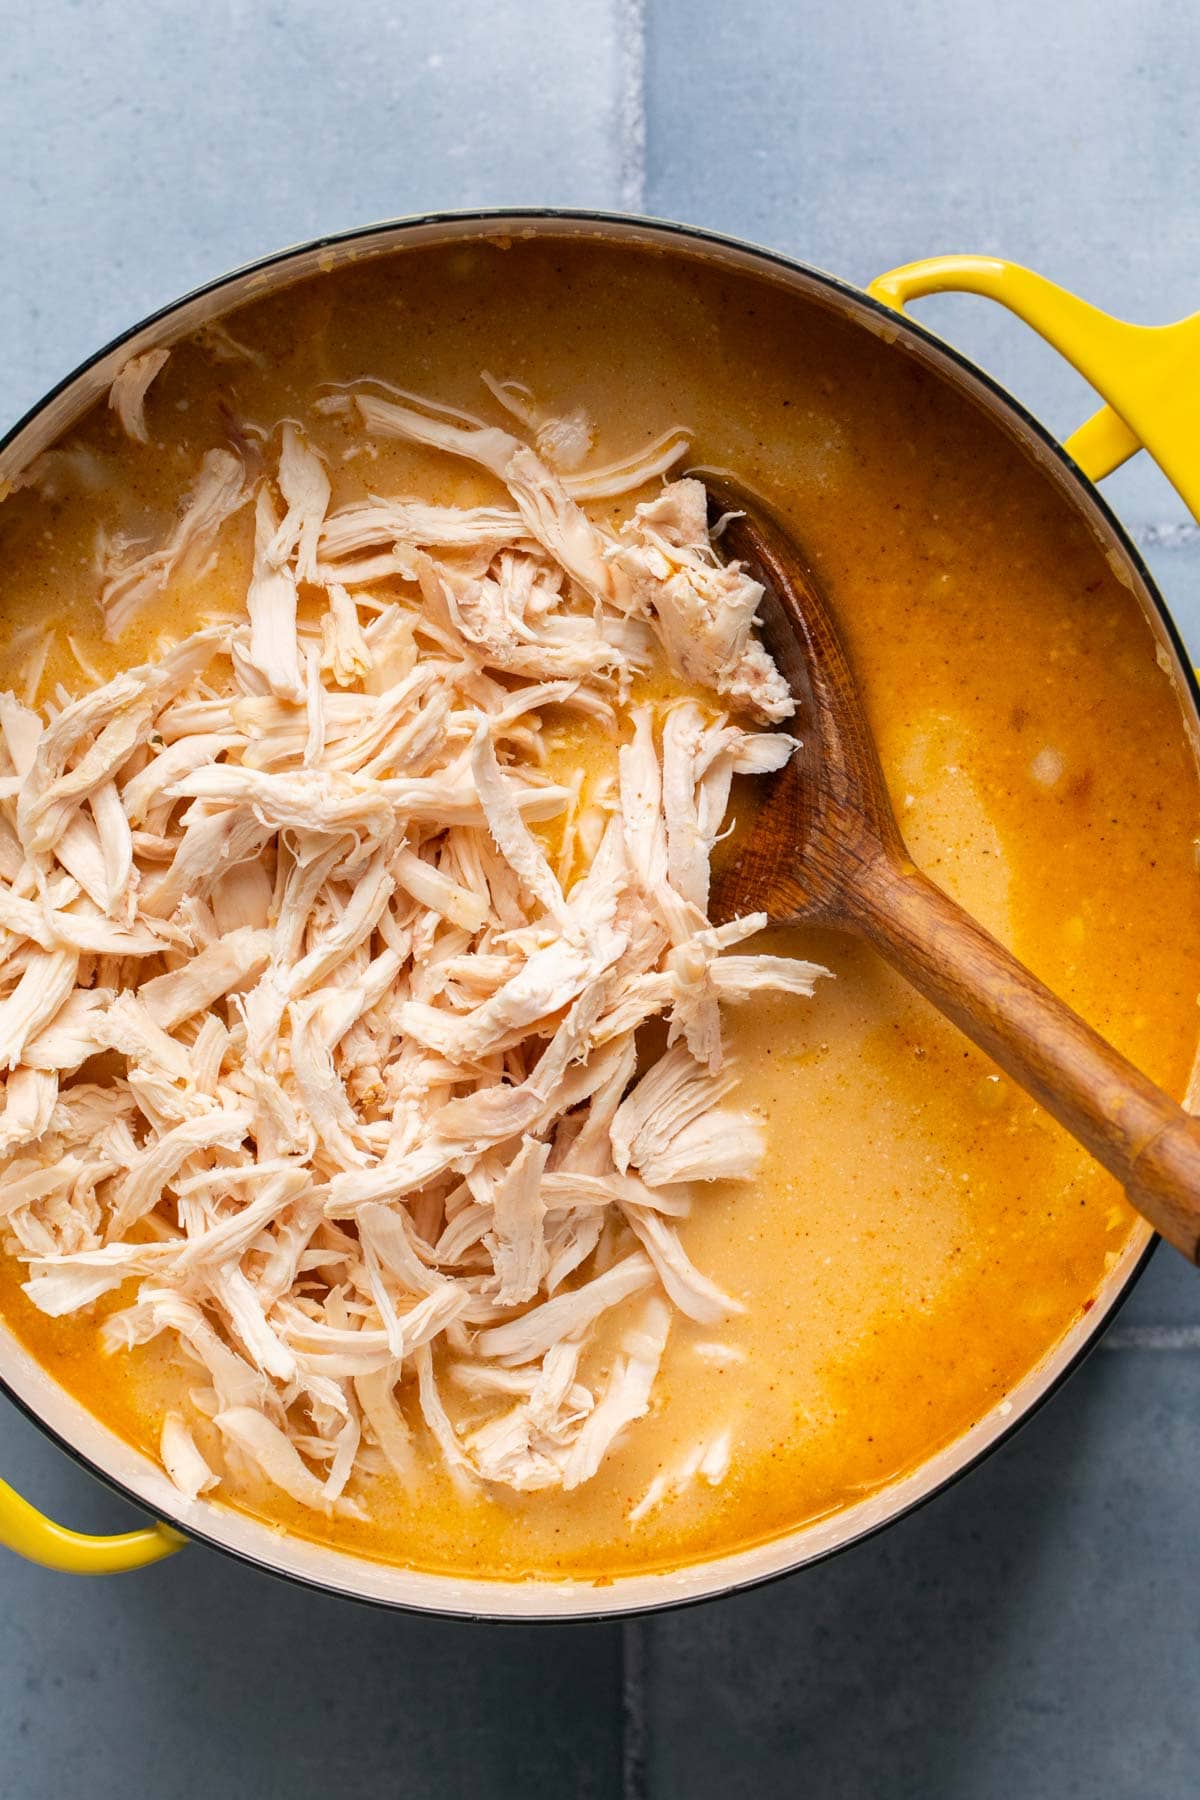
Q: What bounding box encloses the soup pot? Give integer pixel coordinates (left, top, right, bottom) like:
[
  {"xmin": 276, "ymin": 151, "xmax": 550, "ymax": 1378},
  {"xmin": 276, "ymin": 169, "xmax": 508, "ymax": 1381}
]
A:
[{"xmin": 0, "ymin": 211, "xmax": 1197, "ymax": 1617}]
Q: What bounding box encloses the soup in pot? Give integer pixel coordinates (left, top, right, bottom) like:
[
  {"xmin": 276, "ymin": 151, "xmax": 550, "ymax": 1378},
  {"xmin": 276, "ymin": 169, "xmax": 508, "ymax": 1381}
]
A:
[{"xmin": 0, "ymin": 234, "xmax": 1196, "ymax": 1582}]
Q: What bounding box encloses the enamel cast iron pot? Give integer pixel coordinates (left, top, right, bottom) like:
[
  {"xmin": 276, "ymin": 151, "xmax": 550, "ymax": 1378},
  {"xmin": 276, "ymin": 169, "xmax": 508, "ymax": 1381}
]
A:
[{"xmin": 0, "ymin": 212, "xmax": 1197, "ymax": 1618}]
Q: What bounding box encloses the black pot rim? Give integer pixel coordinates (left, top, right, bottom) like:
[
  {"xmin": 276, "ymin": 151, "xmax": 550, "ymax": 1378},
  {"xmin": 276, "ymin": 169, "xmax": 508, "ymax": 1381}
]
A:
[{"xmin": 0, "ymin": 206, "xmax": 1186, "ymax": 1622}]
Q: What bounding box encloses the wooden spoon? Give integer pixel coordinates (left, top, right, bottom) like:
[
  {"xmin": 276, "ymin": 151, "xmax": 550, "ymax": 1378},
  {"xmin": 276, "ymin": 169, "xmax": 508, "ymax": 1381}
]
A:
[{"xmin": 705, "ymin": 481, "xmax": 1200, "ymax": 1264}]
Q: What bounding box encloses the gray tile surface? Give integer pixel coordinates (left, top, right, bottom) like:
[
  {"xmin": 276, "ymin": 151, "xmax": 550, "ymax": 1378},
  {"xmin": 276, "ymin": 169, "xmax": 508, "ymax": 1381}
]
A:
[
  {"xmin": 2, "ymin": 0, "xmax": 1200, "ymax": 1794},
  {"xmin": 643, "ymin": 0, "xmax": 1200, "ymax": 534},
  {"xmin": 0, "ymin": 1404, "xmax": 622, "ymax": 1800},
  {"xmin": 1119, "ymin": 1234, "xmax": 1200, "ymax": 1331},
  {"xmin": 0, "ymin": 0, "xmax": 635, "ymax": 426},
  {"xmin": 638, "ymin": 1347, "xmax": 1200, "ymax": 1800}
]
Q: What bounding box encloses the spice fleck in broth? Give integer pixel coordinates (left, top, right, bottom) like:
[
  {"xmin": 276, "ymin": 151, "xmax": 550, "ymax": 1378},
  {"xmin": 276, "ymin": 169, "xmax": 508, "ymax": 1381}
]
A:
[{"xmin": 0, "ymin": 236, "xmax": 1197, "ymax": 1582}]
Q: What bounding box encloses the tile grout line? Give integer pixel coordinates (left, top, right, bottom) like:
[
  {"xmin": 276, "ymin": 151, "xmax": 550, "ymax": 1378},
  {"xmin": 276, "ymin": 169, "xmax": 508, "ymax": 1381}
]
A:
[
  {"xmin": 1101, "ymin": 1325, "xmax": 1200, "ymax": 1350},
  {"xmin": 1129, "ymin": 521, "xmax": 1200, "ymax": 547},
  {"xmin": 620, "ymin": 1617, "xmax": 649, "ymax": 1800},
  {"xmin": 615, "ymin": 0, "xmax": 647, "ymax": 213}
]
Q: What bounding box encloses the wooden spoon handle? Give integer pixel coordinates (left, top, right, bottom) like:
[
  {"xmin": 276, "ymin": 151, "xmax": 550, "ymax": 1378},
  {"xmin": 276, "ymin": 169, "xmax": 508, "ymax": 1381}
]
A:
[{"xmin": 846, "ymin": 855, "xmax": 1200, "ymax": 1261}]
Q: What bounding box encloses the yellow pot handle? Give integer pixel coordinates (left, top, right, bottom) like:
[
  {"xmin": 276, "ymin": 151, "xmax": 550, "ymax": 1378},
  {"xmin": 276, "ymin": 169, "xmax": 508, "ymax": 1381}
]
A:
[
  {"xmin": 0, "ymin": 1473, "xmax": 183, "ymax": 1573},
  {"xmin": 868, "ymin": 254, "xmax": 1200, "ymax": 521}
]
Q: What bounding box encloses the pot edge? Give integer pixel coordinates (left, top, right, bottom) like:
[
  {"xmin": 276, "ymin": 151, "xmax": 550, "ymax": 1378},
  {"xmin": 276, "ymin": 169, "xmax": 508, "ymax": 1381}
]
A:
[{"xmin": 0, "ymin": 206, "xmax": 1189, "ymax": 1617}]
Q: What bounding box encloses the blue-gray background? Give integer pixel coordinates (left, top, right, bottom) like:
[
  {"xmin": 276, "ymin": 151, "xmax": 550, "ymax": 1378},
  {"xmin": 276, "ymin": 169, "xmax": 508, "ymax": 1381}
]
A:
[{"xmin": 2, "ymin": 3, "xmax": 1198, "ymax": 1794}]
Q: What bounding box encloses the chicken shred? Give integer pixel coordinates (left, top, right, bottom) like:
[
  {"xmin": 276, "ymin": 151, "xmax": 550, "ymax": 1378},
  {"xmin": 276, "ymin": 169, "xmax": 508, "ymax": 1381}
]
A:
[
  {"xmin": 0, "ymin": 378, "xmax": 829, "ymax": 1514},
  {"xmin": 108, "ymin": 348, "xmax": 170, "ymax": 446},
  {"xmin": 100, "ymin": 449, "xmax": 249, "ymax": 638}
]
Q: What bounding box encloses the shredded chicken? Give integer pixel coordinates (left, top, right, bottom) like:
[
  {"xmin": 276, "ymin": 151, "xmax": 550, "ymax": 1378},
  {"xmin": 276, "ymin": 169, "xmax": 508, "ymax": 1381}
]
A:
[
  {"xmin": 100, "ymin": 449, "xmax": 249, "ymax": 638},
  {"xmin": 0, "ymin": 380, "xmax": 828, "ymax": 1514},
  {"xmin": 108, "ymin": 348, "xmax": 170, "ymax": 445}
]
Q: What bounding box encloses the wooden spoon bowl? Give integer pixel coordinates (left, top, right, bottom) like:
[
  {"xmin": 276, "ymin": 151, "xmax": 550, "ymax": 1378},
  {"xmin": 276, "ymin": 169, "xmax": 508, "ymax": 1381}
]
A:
[{"xmin": 707, "ymin": 481, "xmax": 1200, "ymax": 1264}]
